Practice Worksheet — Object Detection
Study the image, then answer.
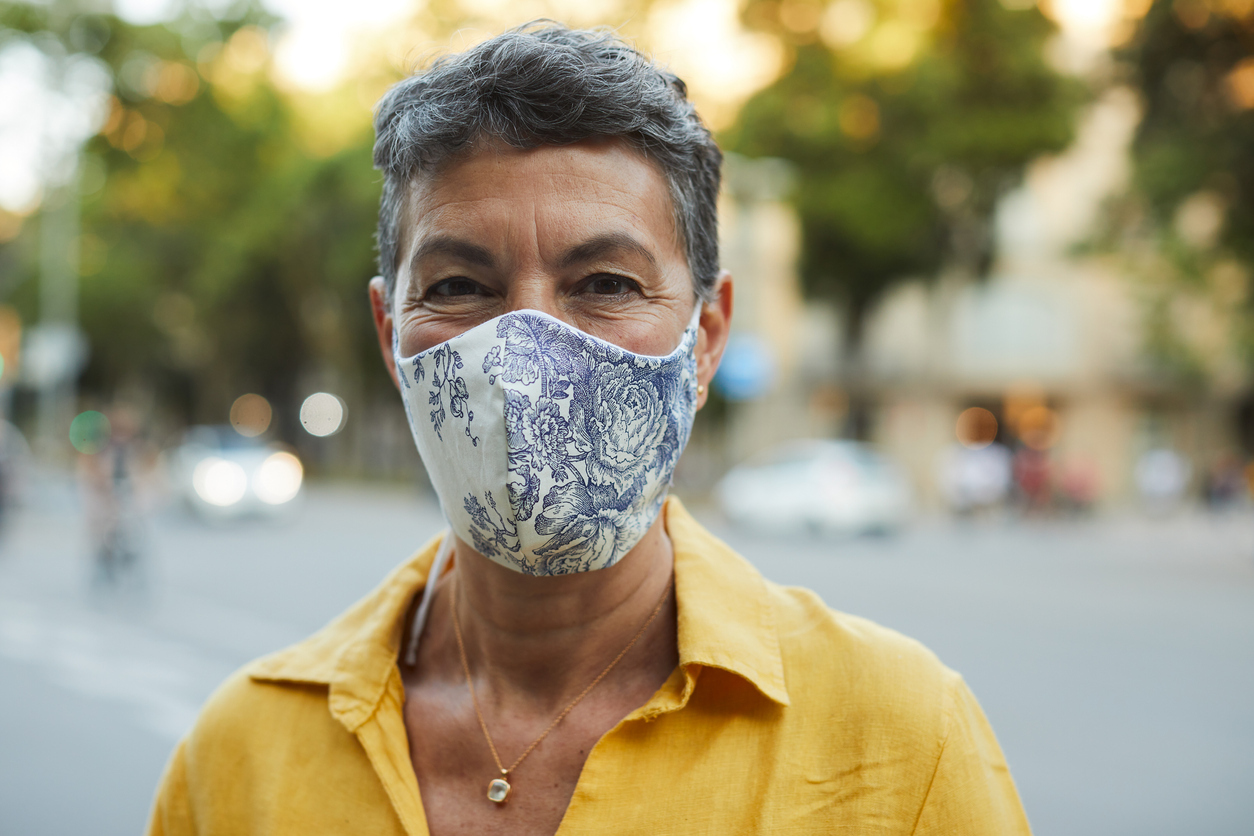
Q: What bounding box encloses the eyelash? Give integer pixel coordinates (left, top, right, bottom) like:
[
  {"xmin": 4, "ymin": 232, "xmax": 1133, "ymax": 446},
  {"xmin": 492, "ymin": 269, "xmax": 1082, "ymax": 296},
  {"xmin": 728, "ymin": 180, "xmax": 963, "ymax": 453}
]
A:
[
  {"xmin": 428, "ymin": 278, "xmax": 482, "ymax": 298},
  {"xmin": 580, "ymin": 274, "xmax": 642, "ymax": 296},
  {"xmin": 424, "ymin": 274, "xmax": 642, "ymax": 300}
]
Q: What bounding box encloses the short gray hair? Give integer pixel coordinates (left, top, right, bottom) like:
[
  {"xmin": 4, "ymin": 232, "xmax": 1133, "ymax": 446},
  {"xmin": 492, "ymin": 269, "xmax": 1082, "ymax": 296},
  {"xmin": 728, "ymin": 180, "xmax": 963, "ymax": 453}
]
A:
[{"xmin": 372, "ymin": 21, "xmax": 722, "ymax": 301}]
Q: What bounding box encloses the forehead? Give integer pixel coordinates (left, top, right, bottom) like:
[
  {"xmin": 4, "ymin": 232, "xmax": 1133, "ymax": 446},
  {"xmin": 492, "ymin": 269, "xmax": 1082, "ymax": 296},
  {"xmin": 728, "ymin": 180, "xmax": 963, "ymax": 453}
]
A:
[{"xmin": 398, "ymin": 138, "xmax": 682, "ymax": 262}]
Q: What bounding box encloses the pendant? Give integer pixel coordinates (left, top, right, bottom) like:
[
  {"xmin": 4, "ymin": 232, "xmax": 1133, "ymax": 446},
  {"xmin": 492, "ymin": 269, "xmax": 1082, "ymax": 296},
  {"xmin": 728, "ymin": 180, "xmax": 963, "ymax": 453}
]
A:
[{"xmin": 487, "ymin": 777, "xmax": 511, "ymax": 804}]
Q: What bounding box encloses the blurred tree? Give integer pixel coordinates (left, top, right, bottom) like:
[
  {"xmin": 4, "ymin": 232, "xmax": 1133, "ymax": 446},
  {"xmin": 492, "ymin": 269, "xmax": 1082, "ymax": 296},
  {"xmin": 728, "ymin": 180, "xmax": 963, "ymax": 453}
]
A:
[
  {"xmin": 8, "ymin": 0, "xmax": 757, "ymax": 468},
  {"xmin": 1119, "ymin": 0, "xmax": 1254, "ymax": 367},
  {"xmin": 0, "ymin": 1, "xmax": 386, "ymax": 449},
  {"xmin": 1124, "ymin": 0, "xmax": 1253, "ymax": 262},
  {"xmin": 1, "ymin": 0, "xmax": 1090, "ymax": 453},
  {"xmin": 723, "ymin": 0, "xmax": 1085, "ymax": 435}
]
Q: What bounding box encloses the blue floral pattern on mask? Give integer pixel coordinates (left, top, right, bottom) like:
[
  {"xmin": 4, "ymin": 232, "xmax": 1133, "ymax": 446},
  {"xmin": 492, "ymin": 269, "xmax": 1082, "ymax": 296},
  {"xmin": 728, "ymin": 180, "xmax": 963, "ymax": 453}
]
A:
[
  {"xmin": 397, "ymin": 309, "xmax": 699, "ymax": 576},
  {"xmin": 485, "ymin": 314, "xmax": 695, "ymax": 572},
  {"xmin": 415, "ymin": 343, "xmax": 478, "ymax": 447}
]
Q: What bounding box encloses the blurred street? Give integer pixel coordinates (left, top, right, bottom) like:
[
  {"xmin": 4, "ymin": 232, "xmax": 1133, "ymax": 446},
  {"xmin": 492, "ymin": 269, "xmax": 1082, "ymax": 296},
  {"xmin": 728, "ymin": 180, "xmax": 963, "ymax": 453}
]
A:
[{"xmin": 1, "ymin": 478, "xmax": 1252, "ymax": 836}]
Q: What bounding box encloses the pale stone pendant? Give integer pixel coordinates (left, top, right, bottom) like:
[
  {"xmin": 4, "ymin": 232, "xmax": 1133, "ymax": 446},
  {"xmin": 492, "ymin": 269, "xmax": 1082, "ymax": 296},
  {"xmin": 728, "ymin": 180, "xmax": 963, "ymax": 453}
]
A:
[{"xmin": 487, "ymin": 777, "xmax": 511, "ymax": 803}]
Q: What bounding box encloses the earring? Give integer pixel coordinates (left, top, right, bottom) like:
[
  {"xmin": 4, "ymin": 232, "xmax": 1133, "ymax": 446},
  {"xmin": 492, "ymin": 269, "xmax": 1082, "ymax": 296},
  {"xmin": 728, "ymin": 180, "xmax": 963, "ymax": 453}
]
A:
[{"xmin": 697, "ymin": 384, "xmax": 706, "ymax": 396}]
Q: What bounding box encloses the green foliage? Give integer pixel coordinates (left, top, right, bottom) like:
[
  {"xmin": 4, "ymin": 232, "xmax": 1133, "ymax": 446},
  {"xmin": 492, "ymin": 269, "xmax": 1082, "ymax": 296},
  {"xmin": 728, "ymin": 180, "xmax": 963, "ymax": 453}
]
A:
[
  {"xmin": 1108, "ymin": 2, "xmax": 1254, "ymax": 379},
  {"xmin": 1121, "ymin": 1, "xmax": 1254, "ymax": 264},
  {"xmin": 0, "ymin": 0, "xmax": 1089, "ymax": 449},
  {"xmin": 724, "ymin": 0, "xmax": 1085, "ymax": 339},
  {"xmin": 0, "ymin": 2, "xmax": 386, "ymax": 436}
]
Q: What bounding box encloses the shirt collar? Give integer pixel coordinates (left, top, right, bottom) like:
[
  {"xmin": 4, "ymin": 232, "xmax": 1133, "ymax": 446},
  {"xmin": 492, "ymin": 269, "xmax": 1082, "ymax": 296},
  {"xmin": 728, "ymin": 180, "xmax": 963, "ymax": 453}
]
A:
[
  {"xmin": 247, "ymin": 496, "xmax": 789, "ymax": 728},
  {"xmin": 667, "ymin": 498, "xmax": 790, "ymax": 705}
]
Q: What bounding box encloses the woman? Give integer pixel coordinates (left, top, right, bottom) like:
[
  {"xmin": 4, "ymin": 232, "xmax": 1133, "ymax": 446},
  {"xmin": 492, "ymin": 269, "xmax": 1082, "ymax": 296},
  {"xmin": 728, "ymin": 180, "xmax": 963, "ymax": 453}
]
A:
[{"xmin": 148, "ymin": 23, "xmax": 1030, "ymax": 836}]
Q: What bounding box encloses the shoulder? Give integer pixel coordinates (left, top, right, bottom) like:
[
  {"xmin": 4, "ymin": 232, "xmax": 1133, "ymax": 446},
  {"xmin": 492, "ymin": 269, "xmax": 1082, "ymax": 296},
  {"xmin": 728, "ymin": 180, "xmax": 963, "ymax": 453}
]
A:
[
  {"xmin": 769, "ymin": 580, "xmax": 952, "ymax": 684},
  {"xmin": 191, "ymin": 664, "xmax": 332, "ymax": 743},
  {"xmin": 666, "ymin": 497, "xmax": 958, "ymax": 728},
  {"xmin": 171, "ymin": 659, "xmax": 391, "ymax": 830},
  {"xmin": 175, "ymin": 538, "xmax": 439, "ymax": 787},
  {"xmin": 671, "ymin": 532, "xmax": 1030, "ymax": 830},
  {"xmin": 762, "ymin": 583, "xmax": 1030, "ymax": 834},
  {"xmin": 180, "ymin": 665, "xmax": 338, "ymax": 786},
  {"xmin": 766, "ymin": 579, "xmax": 959, "ymax": 733}
]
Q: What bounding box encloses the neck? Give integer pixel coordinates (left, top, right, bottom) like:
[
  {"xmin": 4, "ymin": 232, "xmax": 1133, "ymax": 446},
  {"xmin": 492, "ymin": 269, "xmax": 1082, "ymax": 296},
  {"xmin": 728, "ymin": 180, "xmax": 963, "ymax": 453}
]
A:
[{"xmin": 427, "ymin": 513, "xmax": 677, "ymax": 710}]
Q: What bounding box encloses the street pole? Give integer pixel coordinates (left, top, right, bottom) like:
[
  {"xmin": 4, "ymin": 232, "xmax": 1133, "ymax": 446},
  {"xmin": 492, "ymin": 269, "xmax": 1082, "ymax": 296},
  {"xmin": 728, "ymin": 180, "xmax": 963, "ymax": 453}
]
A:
[
  {"xmin": 34, "ymin": 161, "xmax": 82, "ymax": 459},
  {"xmin": 34, "ymin": 0, "xmax": 84, "ymax": 461}
]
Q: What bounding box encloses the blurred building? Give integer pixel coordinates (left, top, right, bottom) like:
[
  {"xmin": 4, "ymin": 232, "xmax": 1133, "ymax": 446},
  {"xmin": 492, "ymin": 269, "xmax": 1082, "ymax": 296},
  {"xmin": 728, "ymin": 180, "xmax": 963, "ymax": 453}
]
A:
[{"xmin": 714, "ymin": 89, "xmax": 1250, "ymax": 509}]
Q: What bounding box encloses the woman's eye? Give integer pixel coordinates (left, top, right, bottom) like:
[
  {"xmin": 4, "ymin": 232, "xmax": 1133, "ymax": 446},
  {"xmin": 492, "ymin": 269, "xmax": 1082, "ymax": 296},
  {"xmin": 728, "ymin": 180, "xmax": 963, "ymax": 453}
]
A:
[
  {"xmin": 430, "ymin": 278, "xmax": 482, "ymax": 298},
  {"xmin": 585, "ymin": 275, "xmax": 637, "ymax": 296}
]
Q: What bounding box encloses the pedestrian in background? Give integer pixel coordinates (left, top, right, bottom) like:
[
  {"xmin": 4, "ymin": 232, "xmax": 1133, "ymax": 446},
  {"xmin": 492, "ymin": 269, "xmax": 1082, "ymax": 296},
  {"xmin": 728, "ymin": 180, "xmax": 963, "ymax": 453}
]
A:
[{"xmin": 78, "ymin": 404, "xmax": 155, "ymax": 588}]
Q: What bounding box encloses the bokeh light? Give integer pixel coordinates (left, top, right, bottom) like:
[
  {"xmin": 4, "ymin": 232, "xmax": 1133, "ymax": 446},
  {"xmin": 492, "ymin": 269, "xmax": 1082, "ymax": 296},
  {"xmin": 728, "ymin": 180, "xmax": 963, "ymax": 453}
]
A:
[
  {"xmin": 255, "ymin": 451, "xmax": 303, "ymax": 505},
  {"xmin": 821, "ymin": 0, "xmax": 875, "ymax": 48},
  {"xmin": 1229, "ymin": 58, "xmax": 1254, "ymax": 110},
  {"xmin": 1048, "ymin": 0, "xmax": 1124, "ymax": 36},
  {"xmin": 69, "ymin": 410, "xmax": 111, "ymax": 455},
  {"xmin": 0, "ymin": 305, "xmax": 19, "ymax": 384},
  {"xmin": 1004, "ymin": 387, "xmax": 1046, "ymax": 438},
  {"xmin": 1017, "ymin": 405, "xmax": 1061, "ymax": 451},
  {"xmin": 192, "ymin": 457, "xmax": 248, "ymax": 507},
  {"xmin": 300, "ymin": 392, "xmax": 346, "ymax": 437},
  {"xmin": 230, "ymin": 393, "xmax": 273, "ymax": 437},
  {"xmin": 956, "ymin": 407, "xmax": 998, "ymax": 450}
]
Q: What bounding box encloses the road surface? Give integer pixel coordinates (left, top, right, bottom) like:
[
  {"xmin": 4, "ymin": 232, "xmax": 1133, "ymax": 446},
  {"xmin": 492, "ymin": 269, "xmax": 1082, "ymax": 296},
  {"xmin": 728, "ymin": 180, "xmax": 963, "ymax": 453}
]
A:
[{"xmin": 2, "ymin": 477, "xmax": 1251, "ymax": 835}]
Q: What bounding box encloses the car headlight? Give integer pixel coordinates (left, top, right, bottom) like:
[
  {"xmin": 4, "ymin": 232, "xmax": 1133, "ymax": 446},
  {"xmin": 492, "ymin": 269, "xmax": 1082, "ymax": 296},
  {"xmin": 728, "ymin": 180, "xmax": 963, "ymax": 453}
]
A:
[
  {"xmin": 193, "ymin": 457, "xmax": 248, "ymax": 507},
  {"xmin": 254, "ymin": 451, "xmax": 303, "ymax": 505}
]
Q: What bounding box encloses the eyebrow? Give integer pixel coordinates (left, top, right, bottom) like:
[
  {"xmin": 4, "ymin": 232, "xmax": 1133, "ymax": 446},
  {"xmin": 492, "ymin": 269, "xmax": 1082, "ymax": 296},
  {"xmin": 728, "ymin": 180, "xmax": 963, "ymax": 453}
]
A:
[
  {"xmin": 408, "ymin": 231, "xmax": 660, "ymax": 275},
  {"xmin": 560, "ymin": 232, "xmax": 659, "ymax": 271},
  {"xmin": 409, "ymin": 236, "xmax": 496, "ymax": 270}
]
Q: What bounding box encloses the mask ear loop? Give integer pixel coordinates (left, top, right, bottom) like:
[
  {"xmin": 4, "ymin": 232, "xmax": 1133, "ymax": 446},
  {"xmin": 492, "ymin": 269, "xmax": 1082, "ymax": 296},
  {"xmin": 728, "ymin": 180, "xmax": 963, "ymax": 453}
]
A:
[{"xmin": 404, "ymin": 524, "xmax": 454, "ymax": 668}]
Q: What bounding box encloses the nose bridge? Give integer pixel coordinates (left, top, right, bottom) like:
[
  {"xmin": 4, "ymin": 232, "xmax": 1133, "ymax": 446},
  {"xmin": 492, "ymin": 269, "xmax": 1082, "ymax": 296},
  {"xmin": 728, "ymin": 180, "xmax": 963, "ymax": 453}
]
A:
[{"xmin": 504, "ymin": 266, "xmax": 569, "ymax": 323}]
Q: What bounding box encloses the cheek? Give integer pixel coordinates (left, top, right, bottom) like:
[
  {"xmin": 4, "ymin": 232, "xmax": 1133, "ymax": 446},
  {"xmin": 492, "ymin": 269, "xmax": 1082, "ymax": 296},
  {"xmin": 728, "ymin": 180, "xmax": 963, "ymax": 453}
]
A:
[
  {"xmin": 395, "ymin": 309, "xmax": 490, "ymax": 356},
  {"xmin": 579, "ymin": 305, "xmax": 689, "ymax": 356}
]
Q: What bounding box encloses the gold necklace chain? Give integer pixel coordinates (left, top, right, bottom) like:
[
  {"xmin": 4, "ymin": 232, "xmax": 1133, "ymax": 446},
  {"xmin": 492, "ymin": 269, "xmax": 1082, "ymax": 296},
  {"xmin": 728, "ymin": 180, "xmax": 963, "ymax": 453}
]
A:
[{"xmin": 450, "ymin": 575, "xmax": 671, "ymax": 804}]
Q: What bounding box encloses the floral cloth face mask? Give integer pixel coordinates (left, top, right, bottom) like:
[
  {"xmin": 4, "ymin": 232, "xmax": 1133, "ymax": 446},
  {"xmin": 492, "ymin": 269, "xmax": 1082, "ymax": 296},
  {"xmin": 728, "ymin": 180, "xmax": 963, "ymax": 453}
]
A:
[{"xmin": 393, "ymin": 307, "xmax": 701, "ymax": 576}]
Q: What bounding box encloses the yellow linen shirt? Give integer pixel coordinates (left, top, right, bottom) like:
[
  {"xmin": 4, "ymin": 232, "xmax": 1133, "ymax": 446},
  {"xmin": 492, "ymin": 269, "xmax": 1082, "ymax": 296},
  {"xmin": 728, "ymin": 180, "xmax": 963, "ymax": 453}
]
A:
[{"xmin": 147, "ymin": 497, "xmax": 1030, "ymax": 835}]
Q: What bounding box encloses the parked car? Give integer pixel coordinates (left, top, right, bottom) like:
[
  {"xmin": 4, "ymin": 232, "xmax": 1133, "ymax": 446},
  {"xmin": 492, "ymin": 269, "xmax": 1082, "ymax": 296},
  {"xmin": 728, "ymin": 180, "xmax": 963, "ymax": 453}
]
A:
[
  {"xmin": 716, "ymin": 439, "xmax": 912, "ymax": 535},
  {"xmin": 168, "ymin": 426, "xmax": 304, "ymax": 520}
]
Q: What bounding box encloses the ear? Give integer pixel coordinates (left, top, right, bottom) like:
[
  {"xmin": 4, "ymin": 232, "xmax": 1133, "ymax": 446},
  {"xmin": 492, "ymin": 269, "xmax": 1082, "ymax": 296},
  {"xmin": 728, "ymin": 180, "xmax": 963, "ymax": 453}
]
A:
[
  {"xmin": 369, "ymin": 276, "xmax": 401, "ymax": 391},
  {"xmin": 695, "ymin": 271, "xmax": 733, "ymax": 410}
]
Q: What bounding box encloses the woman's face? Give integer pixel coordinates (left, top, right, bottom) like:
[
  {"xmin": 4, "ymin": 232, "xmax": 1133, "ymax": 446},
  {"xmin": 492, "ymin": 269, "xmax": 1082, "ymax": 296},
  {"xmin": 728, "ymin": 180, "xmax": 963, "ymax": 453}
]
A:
[{"xmin": 381, "ymin": 138, "xmax": 701, "ymax": 358}]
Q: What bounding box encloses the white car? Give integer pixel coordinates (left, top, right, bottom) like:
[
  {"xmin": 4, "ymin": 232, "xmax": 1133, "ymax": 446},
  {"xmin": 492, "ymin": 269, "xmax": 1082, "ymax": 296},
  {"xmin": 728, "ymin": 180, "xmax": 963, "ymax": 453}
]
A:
[
  {"xmin": 716, "ymin": 439, "xmax": 912, "ymax": 535},
  {"xmin": 169, "ymin": 426, "xmax": 304, "ymax": 520}
]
